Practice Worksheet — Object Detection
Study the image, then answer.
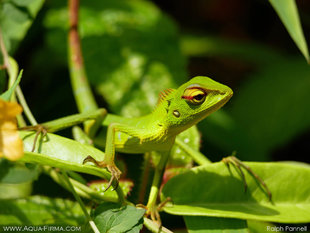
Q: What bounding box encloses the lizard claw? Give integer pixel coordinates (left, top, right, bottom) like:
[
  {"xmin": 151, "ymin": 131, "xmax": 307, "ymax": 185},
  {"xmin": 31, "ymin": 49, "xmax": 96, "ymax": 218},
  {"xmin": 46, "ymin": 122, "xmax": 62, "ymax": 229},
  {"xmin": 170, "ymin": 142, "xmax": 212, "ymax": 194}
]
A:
[
  {"xmin": 19, "ymin": 124, "xmax": 48, "ymax": 152},
  {"xmin": 105, "ymin": 164, "xmax": 121, "ymax": 191},
  {"xmin": 83, "ymin": 156, "xmax": 122, "ymax": 191},
  {"xmin": 222, "ymin": 154, "xmax": 272, "ymax": 201},
  {"xmin": 144, "ymin": 197, "xmax": 172, "ymax": 226}
]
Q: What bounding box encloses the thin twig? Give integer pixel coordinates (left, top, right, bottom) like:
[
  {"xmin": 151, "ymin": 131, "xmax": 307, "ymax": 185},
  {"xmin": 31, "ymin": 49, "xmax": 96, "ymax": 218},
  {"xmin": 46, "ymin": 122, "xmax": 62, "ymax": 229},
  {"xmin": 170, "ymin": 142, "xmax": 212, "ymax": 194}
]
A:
[
  {"xmin": 62, "ymin": 170, "xmax": 100, "ymax": 233},
  {"xmin": 16, "ymin": 85, "xmax": 38, "ymax": 125},
  {"xmin": 0, "ymin": 28, "xmax": 11, "ymax": 73},
  {"xmin": 68, "ymin": 0, "xmax": 97, "ymax": 113},
  {"xmin": 0, "ymin": 27, "xmax": 28, "ymax": 126}
]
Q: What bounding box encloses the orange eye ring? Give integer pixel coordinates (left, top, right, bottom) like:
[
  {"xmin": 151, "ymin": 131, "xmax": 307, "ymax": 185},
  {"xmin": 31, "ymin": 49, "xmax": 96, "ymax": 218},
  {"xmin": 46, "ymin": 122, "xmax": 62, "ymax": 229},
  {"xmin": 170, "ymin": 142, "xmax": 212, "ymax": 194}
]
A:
[{"xmin": 182, "ymin": 88, "xmax": 207, "ymax": 105}]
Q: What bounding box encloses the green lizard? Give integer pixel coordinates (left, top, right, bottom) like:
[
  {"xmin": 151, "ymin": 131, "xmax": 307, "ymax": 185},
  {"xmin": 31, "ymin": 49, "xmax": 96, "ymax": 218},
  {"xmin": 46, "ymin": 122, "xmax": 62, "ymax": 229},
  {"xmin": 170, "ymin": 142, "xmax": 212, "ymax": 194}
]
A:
[
  {"xmin": 82, "ymin": 76, "xmax": 233, "ymax": 220},
  {"xmin": 23, "ymin": 76, "xmax": 235, "ymax": 222},
  {"xmin": 23, "ymin": 76, "xmax": 232, "ymax": 218},
  {"xmin": 89, "ymin": 76, "xmax": 232, "ymax": 167},
  {"xmin": 22, "ymin": 76, "xmax": 272, "ymax": 222}
]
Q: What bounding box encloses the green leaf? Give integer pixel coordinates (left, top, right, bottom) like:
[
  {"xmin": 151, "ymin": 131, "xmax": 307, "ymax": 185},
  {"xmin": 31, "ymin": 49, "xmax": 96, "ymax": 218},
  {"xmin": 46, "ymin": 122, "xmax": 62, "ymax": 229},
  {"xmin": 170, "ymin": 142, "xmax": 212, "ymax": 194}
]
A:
[
  {"xmin": 162, "ymin": 162, "xmax": 310, "ymax": 223},
  {"xmin": 0, "ymin": 68, "xmax": 22, "ymax": 101},
  {"xmin": 93, "ymin": 203, "xmax": 145, "ymax": 233},
  {"xmin": 169, "ymin": 126, "xmax": 200, "ymax": 167},
  {"xmin": 20, "ymin": 131, "xmax": 111, "ymax": 180},
  {"xmin": 0, "ymin": 160, "xmax": 38, "ymax": 184},
  {"xmin": 269, "ymin": 0, "xmax": 309, "ymax": 62},
  {"xmin": 0, "ymin": 182, "xmax": 32, "ymax": 199},
  {"xmin": 20, "ymin": 131, "xmax": 128, "ymax": 201},
  {"xmin": 0, "ymin": 195, "xmax": 85, "ymax": 225},
  {"xmin": 0, "ymin": 0, "xmax": 45, "ymax": 52},
  {"xmin": 0, "ymin": 160, "xmax": 39, "ymax": 199},
  {"xmin": 184, "ymin": 216, "xmax": 248, "ymax": 233}
]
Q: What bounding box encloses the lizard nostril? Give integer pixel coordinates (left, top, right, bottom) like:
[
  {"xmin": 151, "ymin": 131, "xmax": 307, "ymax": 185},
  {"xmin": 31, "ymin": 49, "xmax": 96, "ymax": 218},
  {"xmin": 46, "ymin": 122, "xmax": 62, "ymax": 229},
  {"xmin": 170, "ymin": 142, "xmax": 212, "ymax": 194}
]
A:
[{"xmin": 173, "ymin": 110, "xmax": 180, "ymax": 118}]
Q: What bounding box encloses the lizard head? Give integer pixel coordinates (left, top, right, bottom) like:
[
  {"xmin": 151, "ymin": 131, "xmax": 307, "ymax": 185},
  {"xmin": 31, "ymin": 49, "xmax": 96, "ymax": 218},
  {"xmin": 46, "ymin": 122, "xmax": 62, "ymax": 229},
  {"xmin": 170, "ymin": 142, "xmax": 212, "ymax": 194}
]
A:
[{"xmin": 165, "ymin": 76, "xmax": 233, "ymax": 134}]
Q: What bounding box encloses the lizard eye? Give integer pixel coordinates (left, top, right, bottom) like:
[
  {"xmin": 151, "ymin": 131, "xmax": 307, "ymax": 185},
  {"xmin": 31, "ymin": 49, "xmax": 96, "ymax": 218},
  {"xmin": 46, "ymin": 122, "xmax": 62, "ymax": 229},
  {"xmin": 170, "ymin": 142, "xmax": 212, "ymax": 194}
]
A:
[{"xmin": 182, "ymin": 87, "xmax": 207, "ymax": 105}]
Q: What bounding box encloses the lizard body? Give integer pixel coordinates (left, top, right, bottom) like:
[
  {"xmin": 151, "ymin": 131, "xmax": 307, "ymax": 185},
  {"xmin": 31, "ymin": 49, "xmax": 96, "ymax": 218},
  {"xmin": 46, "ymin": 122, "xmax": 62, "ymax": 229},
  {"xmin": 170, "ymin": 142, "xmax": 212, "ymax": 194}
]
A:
[
  {"xmin": 87, "ymin": 76, "xmax": 232, "ymax": 191},
  {"xmin": 27, "ymin": 75, "xmax": 233, "ymax": 222}
]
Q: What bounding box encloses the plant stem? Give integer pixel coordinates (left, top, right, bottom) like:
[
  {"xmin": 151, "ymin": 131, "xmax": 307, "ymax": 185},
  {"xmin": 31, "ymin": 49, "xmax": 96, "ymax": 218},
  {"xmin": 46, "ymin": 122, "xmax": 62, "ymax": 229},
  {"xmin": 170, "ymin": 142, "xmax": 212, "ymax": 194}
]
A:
[
  {"xmin": 68, "ymin": 0, "xmax": 97, "ymax": 115},
  {"xmin": 67, "ymin": 0, "xmax": 127, "ymax": 205},
  {"xmin": 0, "ymin": 28, "xmax": 11, "ymax": 74},
  {"xmin": 44, "ymin": 166, "xmax": 119, "ymax": 203},
  {"xmin": 42, "ymin": 108, "xmax": 106, "ymax": 132},
  {"xmin": 62, "ymin": 169, "xmax": 100, "ymax": 233},
  {"xmin": 16, "ymin": 85, "xmax": 37, "ymax": 126},
  {"xmin": 0, "ymin": 27, "xmax": 27, "ymax": 127}
]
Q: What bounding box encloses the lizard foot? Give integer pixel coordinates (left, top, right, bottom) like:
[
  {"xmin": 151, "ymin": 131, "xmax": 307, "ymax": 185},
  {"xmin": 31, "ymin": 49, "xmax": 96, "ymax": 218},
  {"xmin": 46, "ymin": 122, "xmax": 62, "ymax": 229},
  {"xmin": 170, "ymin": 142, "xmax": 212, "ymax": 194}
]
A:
[
  {"xmin": 142, "ymin": 197, "xmax": 172, "ymax": 226},
  {"xmin": 222, "ymin": 154, "xmax": 272, "ymax": 201},
  {"xmin": 83, "ymin": 156, "xmax": 121, "ymax": 191},
  {"xmin": 19, "ymin": 124, "xmax": 48, "ymax": 152}
]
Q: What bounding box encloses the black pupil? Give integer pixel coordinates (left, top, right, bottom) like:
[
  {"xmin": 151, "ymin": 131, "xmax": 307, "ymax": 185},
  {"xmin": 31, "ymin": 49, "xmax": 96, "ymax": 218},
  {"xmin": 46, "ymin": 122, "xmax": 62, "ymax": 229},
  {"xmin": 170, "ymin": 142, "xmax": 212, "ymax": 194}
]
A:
[{"xmin": 194, "ymin": 94, "xmax": 204, "ymax": 101}]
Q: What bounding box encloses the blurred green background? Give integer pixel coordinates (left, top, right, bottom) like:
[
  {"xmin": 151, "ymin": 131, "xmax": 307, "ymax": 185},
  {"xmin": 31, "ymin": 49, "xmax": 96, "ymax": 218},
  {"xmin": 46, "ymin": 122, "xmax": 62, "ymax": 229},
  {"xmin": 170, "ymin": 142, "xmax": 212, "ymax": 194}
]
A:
[
  {"xmin": 1, "ymin": 0, "xmax": 310, "ymax": 231},
  {"xmin": 5, "ymin": 0, "xmax": 309, "ymax": 162}
]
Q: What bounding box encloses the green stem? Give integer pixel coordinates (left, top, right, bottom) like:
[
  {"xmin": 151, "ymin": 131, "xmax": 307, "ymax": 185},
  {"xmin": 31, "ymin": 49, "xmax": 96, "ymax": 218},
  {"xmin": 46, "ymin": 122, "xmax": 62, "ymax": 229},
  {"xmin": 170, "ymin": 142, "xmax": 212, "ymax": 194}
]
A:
[
  {"xmin": 72, "ymin": 126, "xmax": 93, "ymax": 145},
  {"xmin": 68, "ymin": 0, "xmax": 97, "ymax": 113},
  {"xmin": 66, "ymin": 0, "xmax": 127, "ymax": 206},
  {"xmin": 42, "ymin": 108, "xmax": 106, "ymax": 133},
  {"xmin": 44, "ymin": 166, "xmax": 119, "ymax": 203},
  {"xmin": 62, "ymin": 169, "xmax": 100, "ymax": 233},
  {"xmin": 0, "ymin": 28, "xmax": 27, "ymax": 127},
  {"xmin": 175, "ymin": 137, "xmax": 211, "ymax": 165},
  {"xmin": 16, "ymin": 85, "xmax": 37, "ymax": 126}
]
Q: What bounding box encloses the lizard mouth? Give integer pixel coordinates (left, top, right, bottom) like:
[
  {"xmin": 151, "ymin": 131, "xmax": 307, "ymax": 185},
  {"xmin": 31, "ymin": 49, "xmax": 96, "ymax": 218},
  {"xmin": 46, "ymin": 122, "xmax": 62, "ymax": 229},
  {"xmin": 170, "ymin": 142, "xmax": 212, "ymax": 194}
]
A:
[{"xmin": 198, "ymin": 87, "xmax": 233, "ymax": 118}]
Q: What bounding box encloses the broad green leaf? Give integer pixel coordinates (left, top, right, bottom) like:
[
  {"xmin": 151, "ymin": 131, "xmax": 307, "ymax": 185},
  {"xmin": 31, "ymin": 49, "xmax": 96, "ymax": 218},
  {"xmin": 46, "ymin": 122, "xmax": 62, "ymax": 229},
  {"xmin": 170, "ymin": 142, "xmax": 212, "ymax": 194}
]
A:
[
  {"xmin": 0, "ymin": 160, "xmax": 39, "ymax": 199},
  {"xmin": 20, "ymin": 131, "xmax": 129, "ymax": 200},
  {"xmin": 93, "ymin": 202, "xmax": 145, "ymax": 233},
  {"xmin": 269, "ymin": 0, "xmax": 309, "ymax": 62},
  {"xmin": 162, "ymin": 162, "xmax": 310, "ymax": 223},
  {"xmin": 0, "ymin": 0, "xmax": 45, "ymax": 53},
  {"xmin": 20, "ymin": 131, "xmax": 112, "ymax": 180},
  {"xmin": 0, "ymin": 195, "xmax": 85, "ymax": 225},
  {"xmin": 184, "ymin": 216, "xmax": 248, "ymax": 233},
  {"xmin": 0, "ymin": 160, "xmax": 38, "ymax": 184}
]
